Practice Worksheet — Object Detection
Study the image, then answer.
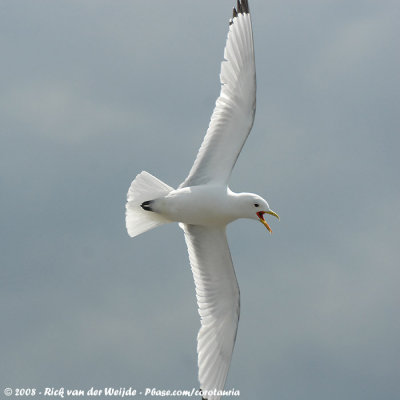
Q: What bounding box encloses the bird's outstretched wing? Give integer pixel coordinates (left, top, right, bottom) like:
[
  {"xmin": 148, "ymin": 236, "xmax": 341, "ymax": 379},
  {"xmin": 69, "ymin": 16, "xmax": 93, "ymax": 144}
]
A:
[
  {"xmin": 180, "ymin": 0, "xmax": 256, "ymax": 188},
  {"xmin": 181, "ymin": 224, "xmax": 240, "ymax": 400}
]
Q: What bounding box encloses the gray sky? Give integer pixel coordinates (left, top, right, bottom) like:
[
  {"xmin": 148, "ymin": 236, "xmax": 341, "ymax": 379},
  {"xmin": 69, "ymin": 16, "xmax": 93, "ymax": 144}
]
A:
[{"xmin": 1, "ymin": 0, "xmax": 399, "ymax": 399}]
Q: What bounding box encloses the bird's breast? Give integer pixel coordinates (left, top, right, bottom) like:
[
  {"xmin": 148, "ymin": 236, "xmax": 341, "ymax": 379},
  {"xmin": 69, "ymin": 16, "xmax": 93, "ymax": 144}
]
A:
[{"xmin": 154, "ymin": 186, "xmax": 235, "ymax": 226}]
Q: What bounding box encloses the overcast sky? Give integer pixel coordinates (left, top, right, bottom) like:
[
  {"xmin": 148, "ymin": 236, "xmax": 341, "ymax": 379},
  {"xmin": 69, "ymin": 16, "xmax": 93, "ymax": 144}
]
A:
[{"xmin": 1, "ymin": 0, "xmax": 399, "ymax": 399}]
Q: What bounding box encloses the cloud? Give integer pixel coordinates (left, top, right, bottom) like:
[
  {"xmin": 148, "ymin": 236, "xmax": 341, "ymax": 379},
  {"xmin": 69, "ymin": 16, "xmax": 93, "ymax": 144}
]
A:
[{"xmin": 1, "ymin": 80, "xmax": 138, "ymax": 144}]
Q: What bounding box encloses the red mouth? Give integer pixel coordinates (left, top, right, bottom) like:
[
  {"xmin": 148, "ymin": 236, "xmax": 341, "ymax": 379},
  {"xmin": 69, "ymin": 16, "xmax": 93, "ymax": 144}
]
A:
[{"xmin": 256, "ymin": 211, "xmax": 272, "ymax": 233}]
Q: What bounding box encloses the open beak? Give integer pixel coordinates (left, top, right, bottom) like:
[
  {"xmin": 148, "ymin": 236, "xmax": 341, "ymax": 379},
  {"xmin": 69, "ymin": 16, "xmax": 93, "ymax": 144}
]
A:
[{"xmin": 257, "ymin": 210, "xmax": 280, "ymax": 234}]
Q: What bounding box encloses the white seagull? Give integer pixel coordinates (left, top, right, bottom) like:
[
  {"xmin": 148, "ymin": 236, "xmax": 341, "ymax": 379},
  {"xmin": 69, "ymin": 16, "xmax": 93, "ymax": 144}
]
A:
[{"xmin": 126, "ymin": 1, "xmax": 279, "ymax": 399}]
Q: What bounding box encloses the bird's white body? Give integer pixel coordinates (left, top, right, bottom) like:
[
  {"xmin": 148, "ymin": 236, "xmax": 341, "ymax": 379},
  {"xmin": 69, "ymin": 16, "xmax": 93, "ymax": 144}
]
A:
[
  {"xmin": 152, "ymin": 186, "xmax": 268, "ymax": 227},
  {"xmin": 125, "ymin": 2, "xmax": 279, "ymax": 399}
]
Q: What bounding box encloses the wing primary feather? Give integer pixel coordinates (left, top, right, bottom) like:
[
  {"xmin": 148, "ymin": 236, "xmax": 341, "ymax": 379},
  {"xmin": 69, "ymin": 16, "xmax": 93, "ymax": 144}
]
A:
[
  {"xmin": 232, "ymin": 7, "xmax": 238, "ymax": 19},
  {"xmin": 242, "ymin": 0, "xmax": 250, "ymax": 13},
  {"xmin": 232, "ymin": 0, "xmax": 250, "ymax": 24},
  {"xmin": 237, "ymin": 0, "xmax": 242, "ymax": 14}
]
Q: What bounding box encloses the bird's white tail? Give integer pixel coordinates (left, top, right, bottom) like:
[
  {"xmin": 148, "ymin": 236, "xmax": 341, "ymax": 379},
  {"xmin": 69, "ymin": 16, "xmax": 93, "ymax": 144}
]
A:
[{"xmin": 125, "ymin": 171, "xmax": 174, "ymax": 238}]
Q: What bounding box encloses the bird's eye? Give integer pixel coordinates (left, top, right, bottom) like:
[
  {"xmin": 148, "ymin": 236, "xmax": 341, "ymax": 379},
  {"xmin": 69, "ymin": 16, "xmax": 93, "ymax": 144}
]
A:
[{"xmin": 254, "ymin": 203, "xmax": 259, "ymax": 207}]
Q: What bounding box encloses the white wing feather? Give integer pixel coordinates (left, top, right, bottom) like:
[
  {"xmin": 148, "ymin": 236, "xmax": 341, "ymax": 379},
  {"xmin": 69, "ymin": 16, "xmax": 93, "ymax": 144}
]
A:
[
  {"xmin": 180, "ymin": 8, "xmax": 256, "ymax": 188},
  {"xmin": 182, "ymin": 224, "xmax": 240, "ymax": 400}
]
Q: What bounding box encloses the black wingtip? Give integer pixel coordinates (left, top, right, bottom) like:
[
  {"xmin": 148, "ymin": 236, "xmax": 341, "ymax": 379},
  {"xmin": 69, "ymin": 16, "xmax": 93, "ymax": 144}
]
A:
[
  {"xmin": 200, "ymin": 388, "xmax": 207, "ymax": 400},
  {"xmin": 237, "ymin": 0, "xmax": 243, "ymax": 13},
  {"xmin": 231, "ymin": 0, "xmax": 250, "ymax": 24}
]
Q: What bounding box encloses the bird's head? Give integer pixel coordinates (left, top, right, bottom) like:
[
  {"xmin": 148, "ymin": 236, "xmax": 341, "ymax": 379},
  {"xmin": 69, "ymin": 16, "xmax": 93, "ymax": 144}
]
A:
[{"xmin": 239, "ymin": 193, "xmax": 280, "ymax": 233}]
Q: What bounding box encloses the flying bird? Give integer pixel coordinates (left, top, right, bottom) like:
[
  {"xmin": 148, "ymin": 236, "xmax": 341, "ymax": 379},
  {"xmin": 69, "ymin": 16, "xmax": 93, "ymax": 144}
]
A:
[{"xmin": 126, "ymin": 1, "xmax": 279, "ymax": 398}]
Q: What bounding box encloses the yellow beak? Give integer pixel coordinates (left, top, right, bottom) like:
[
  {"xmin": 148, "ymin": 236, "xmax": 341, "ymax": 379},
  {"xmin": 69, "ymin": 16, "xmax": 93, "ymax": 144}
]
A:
[{"xmin": 257, "ymin": 210, "xmax": 280, "ymax": 234}]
